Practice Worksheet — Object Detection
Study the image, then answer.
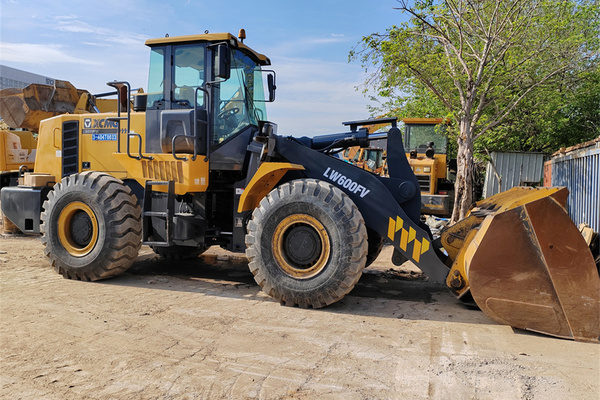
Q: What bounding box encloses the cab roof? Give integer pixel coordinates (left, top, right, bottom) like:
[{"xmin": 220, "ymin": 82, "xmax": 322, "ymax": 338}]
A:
[{"xmin": 145, "ymin": 33, "xmax": 271, "ymax": 66}]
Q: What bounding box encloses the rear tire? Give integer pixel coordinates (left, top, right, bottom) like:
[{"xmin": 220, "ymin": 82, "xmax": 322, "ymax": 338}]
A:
[
  {"xmin": 41, "ymin": 172, "xmax": 142, "ymax": 281},
  {"xmin": 245, "ymin": 179, "xmax": 368, "ymax": 308},
  {"xmin": 151, "ymin": 245, "xmax": 207, "ymax": 260}
]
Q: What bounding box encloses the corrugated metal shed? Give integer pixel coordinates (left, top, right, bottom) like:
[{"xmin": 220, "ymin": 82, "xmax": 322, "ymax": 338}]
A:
[
  {"xmin": 551, "ymin": 139, "xmax": 600, "ymax": 232},
  {"xmin": 483, "ymin": 152, "xmax": 545, "ymax": 198}
]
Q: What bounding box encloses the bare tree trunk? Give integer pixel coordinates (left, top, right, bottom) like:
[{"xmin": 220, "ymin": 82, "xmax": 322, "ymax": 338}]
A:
[{"xmin": 451, "ymin": 116, "xmax": 474, "ymax": 223}]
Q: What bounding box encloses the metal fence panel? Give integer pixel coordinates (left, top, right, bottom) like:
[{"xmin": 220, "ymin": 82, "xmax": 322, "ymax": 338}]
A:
[
  {"xmin": 551, "ymin": 145, "xmax": 600, "ymax": 232},
  {"xmin": 484, "ymin": 152, "xmax": 545, "ymax": 198}
]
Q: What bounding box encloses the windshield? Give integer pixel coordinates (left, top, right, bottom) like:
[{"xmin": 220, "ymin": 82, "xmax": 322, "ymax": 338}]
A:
[
  {"xmin": 406, "ymin": 124, "xmax": 447, "ymax": 154},
  {"xmin": 213, "ymin": 49, "xmax": 267, "ymax": 144},
  {"xmin": 366, "ymin": 149, "xmax": 384, "ymax": 168}
]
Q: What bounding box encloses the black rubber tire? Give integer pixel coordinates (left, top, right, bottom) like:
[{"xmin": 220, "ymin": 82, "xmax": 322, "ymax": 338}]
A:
[
  {"xmin": 151, "ymin": 245, "xmax": 207, "ymax": 260},
  {"xmin": 41, "ymin": 172, "xmax": 142, "ymax": 281},
  {"xmin": 245, "ymin": 179, "xmax": 368, "ymax": 308},
  {"xmin": 365, "ymin": 228, "xmax": 384, "ymax": 267}
]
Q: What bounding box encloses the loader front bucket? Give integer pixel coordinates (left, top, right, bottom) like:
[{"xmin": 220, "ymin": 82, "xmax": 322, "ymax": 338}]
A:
[{"xmin": 442, "ymin": 187, "xmax": 600, "ymax": 342}]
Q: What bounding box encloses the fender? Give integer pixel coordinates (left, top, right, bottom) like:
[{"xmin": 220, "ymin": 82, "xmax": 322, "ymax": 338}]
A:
[{"xmin": 237, "ymin": 162, "xmax": 305, "ymax": 213}]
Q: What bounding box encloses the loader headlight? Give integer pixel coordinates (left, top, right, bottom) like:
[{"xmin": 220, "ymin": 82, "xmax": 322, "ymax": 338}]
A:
[{"xmin": 424, "ymin": 167, "xmax": 431, "ymax": 173}]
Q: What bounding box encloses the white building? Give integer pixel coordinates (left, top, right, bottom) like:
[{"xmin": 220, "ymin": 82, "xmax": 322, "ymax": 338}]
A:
[{"xmin": 0, "ymin": 65, "xmax": 54, "ymax": 90}]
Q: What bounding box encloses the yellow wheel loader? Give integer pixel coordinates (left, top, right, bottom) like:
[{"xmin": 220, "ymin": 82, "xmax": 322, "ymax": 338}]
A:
[
  {"xmin": 0, "ymin": 79, "xmax": 114, "ymax": 188},
  {"xmin": 342, "ymin": 146, "xmax": 386, "ymax": 175},
  {"xmin": 1, "ymin": 32, "xmax": 598, "ymax": 342},
  {"xmin": 363, "ymin": 117, "xmax": 455, "ymax": 215}
]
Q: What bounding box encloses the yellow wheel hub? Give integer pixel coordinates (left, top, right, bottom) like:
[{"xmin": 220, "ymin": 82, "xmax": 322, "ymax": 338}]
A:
[
  {"xmin": 57, "ymin": 202, "xmax": 98, "ymax": 257},
  {"xmin": 272, "ymin": 214, "xmax": 330, "ymax": 279}
]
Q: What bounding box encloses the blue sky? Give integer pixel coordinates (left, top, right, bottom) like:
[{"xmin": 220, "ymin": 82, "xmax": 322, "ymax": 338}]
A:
[{"xmin": 0, "ymin": 0, "xmax": 407, "ymax": 136}]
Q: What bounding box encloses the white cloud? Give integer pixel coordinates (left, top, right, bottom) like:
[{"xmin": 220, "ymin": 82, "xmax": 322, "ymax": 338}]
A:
[
  {"xmin": 56, "ymin": 22, "xmax": 96, "ymax": 34},
  {"xmin": 54, "ymin": 18, "xmax": 148, "ymax": 46},
  {"xmin": 0, "ymin": 42, "xmax": 101, "ymax": 65},
  {"xmin": 54, "ymin": 14, "xmax": 79, "ymax": 21},
  {"xmin": 268, "ymin": 34, "xmax": 350, "ymax": 58}
]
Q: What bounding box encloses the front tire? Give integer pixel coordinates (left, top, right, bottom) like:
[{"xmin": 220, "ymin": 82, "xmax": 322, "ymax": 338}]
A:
[
  {"xmin": 245, "ymin": 179, "xmax": 368, "ymax": 308},
  {"xmin": 41, "ymin": 172, "xmax": 142, "ymax": 281}
]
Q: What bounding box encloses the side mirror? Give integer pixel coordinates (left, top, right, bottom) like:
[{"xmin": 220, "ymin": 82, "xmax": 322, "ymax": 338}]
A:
[
  {"xmin": 267, "ymin": 73, "xmax": 276, "ymax": 102},
  {"xmin": 214, "ymin": 44, "xmax": 231, "ymax": 81}
]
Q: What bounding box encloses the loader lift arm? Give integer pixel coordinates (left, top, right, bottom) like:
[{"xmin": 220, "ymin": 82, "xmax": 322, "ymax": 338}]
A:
[
  {"xmin": 272, "ymin": 126, "xmax": 449, "ymax": 283},
  {"xmin": 251, "ymin": 121, "xmax": 598, "ymax": 342}
]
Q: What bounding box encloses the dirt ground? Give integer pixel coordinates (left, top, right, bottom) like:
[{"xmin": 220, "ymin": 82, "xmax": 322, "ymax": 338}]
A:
[{"xmin": 0, "ymin": 235, "xmax": 598, "ymax": 400}]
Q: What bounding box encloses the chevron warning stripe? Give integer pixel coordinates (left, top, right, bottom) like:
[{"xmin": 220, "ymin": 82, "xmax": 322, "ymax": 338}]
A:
[{"xmin": 387, "ymin": 216, "xmax": 430, "ymax": 263}]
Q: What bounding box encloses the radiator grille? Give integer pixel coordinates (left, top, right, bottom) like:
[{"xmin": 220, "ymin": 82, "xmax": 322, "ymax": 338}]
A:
[
  {"xmin": 62, "ymin": 121, "xmax": 79, "ymax": 177},
  {"xmin": 416, "ymin": 175, "xmax": 431, "ymax": 193}
]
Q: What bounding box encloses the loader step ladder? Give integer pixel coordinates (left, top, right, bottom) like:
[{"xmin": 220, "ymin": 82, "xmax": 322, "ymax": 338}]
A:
[{"xmin": 142, "ymin": 180, "xmax": 175, "ymax": 247}]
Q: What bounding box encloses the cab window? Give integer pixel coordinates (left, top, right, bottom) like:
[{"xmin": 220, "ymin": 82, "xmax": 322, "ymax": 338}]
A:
[
  {"xmin": 406, "ymin": 124, "xmax": 447, "ymax": 154},
  {"xmin": 146, "ymin": 48, "xmax": 165, "ymax": 109},
  {"xmin": 173, "ymin": 44, "xmax": 206, "ymax": 108}
]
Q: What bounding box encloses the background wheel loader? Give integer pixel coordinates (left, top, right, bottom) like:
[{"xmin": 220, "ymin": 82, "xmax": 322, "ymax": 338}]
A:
[
  {"xmin": 360, "ymin": 117, "xmax": 456, "ymax": 216},
  {"xmin": 1, "ymin": 32, "xmax": 598, "ymax": 342}
]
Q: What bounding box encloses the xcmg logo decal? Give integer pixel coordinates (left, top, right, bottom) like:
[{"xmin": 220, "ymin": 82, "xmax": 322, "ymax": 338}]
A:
[{"xmin": 82, "ymin": 118, "xmax": 126, "ymax": 138}]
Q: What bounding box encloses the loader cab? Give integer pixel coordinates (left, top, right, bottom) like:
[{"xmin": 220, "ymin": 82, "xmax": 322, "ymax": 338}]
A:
[
  {"xmin": 403, "ymin": 119, "xmax": 448, "ymax": 157},
  {"xmin": 143, "ymin": 33, "xmax": 272, "ymax": 169}
]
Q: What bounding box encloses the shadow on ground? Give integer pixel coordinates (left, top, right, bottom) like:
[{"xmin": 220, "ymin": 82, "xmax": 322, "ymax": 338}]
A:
[{"xmin": 101, "ymin": 246, "xmax": 491, "ymax": 327}]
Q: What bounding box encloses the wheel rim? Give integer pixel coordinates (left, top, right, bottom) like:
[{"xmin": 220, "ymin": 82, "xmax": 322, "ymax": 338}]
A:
[
  {"xmin": 57, "ymin": 201, "xmax": 98, "ymax": 257},
  {"xmin": 272, "ymin": 214, "xmax": 330, "ymax": 279}
]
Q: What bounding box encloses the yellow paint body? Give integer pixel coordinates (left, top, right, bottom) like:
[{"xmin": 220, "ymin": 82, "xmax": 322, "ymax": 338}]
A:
[
  {"xmin": 407, "ymin": 154, "xmax": 447, "ymax": 194},
  {"xmin": 238, "ymin": 162, "xmax": 305, "ymax": 213},
  {"xmin": 34, "ymin": 111, "xmax": 211, "ymax": 195},
  {"xmin": 34, "ymin": 113, "xmax": 146, "ymax": 180},
  {"xmin": 112, "ymin": 153, "xmax": 209, "ymax": 195},
  {"xmin": 0, "ymin": 130, "xmax": 37, "ymax": 172}
]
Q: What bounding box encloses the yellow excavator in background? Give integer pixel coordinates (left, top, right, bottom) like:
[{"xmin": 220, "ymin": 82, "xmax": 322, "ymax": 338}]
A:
[
  {"xmin": 0, "ymin": 32, "xmax": 598, "ymax": 342},
  {"xmin": 0, "ymin": 126, "xmax": 37, "ymax": 187}
]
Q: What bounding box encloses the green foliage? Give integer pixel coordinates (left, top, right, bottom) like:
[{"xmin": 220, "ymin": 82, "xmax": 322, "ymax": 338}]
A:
[
  {"xmin": 352, "ymin": 0, "xmax": 600, "ymax": 218},
  {"xmin": 352, "ymin": 0, "xmax": 600, "ymax": 154},
  {"xmin": 477, "ymin": 68, "xmax": 600, "ymax": 153}
]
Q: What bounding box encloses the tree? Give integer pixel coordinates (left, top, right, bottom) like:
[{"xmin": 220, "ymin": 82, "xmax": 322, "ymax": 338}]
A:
[
  {"xmin": 478, "ymin": 68, "xmax": 600, "ymax": 153},
  {"xmin": 353, "ymin": 0, "xmax": 600, "ymax": 222}
]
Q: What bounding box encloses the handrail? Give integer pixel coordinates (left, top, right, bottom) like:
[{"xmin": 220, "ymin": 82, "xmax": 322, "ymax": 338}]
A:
[
  {"xmin": 127, "ymin": 132, "xmax": 150, "ymax": 161},
  {"xmin": 106, "ymin": 81, "xmax": 152, "ymax": 160},
  {"xmin": 195, "ymin": 86, "xmax": 211, "ymax": 162},
  {"xmin": 171, "ymin": 134, "xmax": 198, "ymax": 161}
]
